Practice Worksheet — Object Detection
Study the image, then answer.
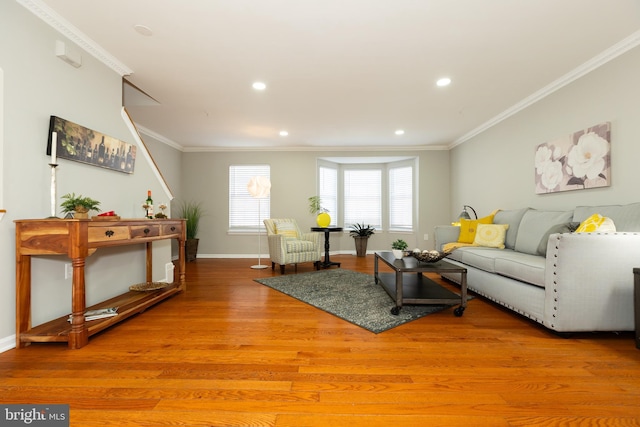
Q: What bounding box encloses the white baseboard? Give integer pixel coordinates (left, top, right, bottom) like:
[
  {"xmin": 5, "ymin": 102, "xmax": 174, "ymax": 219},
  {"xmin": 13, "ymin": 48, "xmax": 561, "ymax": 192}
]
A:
[
  {"xmin": 196, "ymin": 251, "xmax": 361, "ymax": 259},
  {"xmin": 0, "ymin": 334, "xmax": 16, "ymax": 353}
]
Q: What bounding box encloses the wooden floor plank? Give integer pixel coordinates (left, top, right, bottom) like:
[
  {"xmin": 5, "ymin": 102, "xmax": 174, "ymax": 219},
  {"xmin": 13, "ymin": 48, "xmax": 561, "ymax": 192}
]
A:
[{"xmin": 1, "ymin": 255, "xmax": 639, "ymax": 426}]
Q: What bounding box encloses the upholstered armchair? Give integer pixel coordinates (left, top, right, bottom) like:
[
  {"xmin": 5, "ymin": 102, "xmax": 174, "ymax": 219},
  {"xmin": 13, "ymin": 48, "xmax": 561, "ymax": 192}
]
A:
[{"xmin": 263, "ymin": 218, "xmax": 322, "ymax": 274}]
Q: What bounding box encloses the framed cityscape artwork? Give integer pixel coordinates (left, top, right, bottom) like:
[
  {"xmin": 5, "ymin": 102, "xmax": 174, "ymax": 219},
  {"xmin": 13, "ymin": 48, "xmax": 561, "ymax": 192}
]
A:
[
  {"xmin": 47, "ymin": 115, "xmax": 136, "ymax": 174},
  {"xmin": 534, "ymin": 122, "xmax": 610, "ymax": 194}
]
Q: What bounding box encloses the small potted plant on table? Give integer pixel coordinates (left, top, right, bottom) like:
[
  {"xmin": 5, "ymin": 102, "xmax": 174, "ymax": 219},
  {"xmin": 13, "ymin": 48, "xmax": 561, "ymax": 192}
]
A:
[
  {"xmin": 60, "ymin": 193, "xmax": 101, "ymax": 219},
  {"xmin": 391, "ymin": 239, "xmax": 408, "ymax": 259}
]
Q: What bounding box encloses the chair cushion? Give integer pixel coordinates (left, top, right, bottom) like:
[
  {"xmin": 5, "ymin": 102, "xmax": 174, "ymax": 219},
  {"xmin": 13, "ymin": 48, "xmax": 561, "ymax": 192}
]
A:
[
  {"xmin": 274, "ymin": 220, "xmax": 299, "ymax": 238},
  {"xmin": 285, "ymin": 239, "xmax": 316, "ymax": 253}
]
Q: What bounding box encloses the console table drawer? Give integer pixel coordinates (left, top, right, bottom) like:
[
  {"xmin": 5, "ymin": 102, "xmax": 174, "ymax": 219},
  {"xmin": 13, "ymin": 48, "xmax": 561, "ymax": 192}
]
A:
[
  {"xmin": 130, "ymin": 225, "xmax": 160, "ymax": 239},
  {"xmin": 88, "ymin": 226, "xmax": 130, "ymax": 242},
  {"xmin": 162, "ymin": 224, "xmax": 181, "ymax": 236}
]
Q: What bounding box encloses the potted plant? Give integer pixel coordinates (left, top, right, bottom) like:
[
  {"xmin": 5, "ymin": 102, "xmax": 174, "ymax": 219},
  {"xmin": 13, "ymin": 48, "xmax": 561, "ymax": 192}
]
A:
[
  {"xmin": 60, "ymin": 193, "xmax": 101, "ymax": 219},
  {"xmin": 177, "ymin": 200, "xmax": 204, "ymax": 262},
  {"xmin": 391, "ymin": 239, "xmax": 408, "ymax": 259},
  {"xmin": 308, "ymin": 196, "xmax": 330, "ymax": 227},
  {"xmin": 349, "ymin": 223, "xmax": 375, "ymax": 257}
]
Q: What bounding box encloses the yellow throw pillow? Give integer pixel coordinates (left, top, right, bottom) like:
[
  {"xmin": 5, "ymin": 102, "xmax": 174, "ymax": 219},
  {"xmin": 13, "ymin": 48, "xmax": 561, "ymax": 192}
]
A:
[
  {"xmin": 576, "ymin": 213, "xmax": 616, "ymax": 233},
  {"xmin": 274, "ymin": 221, "xmax": 298, "ymax": 238},
  {"xmin": 458, "ymin": 214, "xmax": 495, "ymax": 244},
  {"xmin": 473, "ymin": 223, "xmax": 509, "ymax": 249}
]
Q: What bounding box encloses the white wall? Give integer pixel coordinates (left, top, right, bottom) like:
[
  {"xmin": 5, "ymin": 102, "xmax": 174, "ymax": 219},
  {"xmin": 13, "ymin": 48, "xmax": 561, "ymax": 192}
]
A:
[
  {"xmin": 450, "ymin": 45, "xmax": 640, "ymax": 217},
  {"xmin": 0, "ymin": 1, "xmax": 172, "ymax": 350}
]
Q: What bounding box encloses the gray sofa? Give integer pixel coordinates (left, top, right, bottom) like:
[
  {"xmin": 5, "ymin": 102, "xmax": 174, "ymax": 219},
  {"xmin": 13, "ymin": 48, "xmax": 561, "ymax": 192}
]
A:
[{"xmin": 434, "ymin": 203, "xmax": 640, "ymax": 333}]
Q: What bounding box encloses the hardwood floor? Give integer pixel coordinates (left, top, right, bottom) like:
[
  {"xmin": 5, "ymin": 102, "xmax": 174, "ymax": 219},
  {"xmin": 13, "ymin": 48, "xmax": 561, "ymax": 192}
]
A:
[{"xmin": 1, "ymin": 255, "xmax": 639, "ymax": 426}]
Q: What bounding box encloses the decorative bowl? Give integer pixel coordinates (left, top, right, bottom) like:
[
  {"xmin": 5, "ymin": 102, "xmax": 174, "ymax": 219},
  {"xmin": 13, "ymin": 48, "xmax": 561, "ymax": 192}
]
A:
[{"xmin": 411, "ymin": 250, "xmax": 451, "ymax": 263}]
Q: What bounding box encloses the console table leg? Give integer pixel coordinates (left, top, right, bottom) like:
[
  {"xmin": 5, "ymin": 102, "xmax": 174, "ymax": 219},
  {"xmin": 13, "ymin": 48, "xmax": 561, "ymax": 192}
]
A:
[
  {"xmin": 69, "ymin": 257, "xmax": 88, "ymax": 349},
  {"xmin": 15, "ymin": 255, "xmax": 31, "ymax": 348}
]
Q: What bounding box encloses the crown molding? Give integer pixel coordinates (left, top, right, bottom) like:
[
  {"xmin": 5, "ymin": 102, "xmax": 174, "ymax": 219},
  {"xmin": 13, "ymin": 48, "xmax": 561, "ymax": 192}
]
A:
[
  {"xmin": 17, "ymin": 0, "xmax": 133, "ymax": 76},
  {"xmin": 181, "ymin": 143, "xmax": 450, "ymax": 153},
  {"xmin": 450, "ymin": 29, "xmax": 640, "ymax": 149}
]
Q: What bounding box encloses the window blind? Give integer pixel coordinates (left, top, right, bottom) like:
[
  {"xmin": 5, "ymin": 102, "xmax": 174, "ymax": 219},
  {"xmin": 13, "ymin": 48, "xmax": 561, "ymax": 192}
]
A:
[
  {"xmin": 318, "ymin": 165, "xmax": 337, "ymax": 226},
  {"xmin": 343, "ymin": 169, "xmax": 382, "ymax": 228},
  {"xmin": 229, "ymin": 165, "xmax": 270, "ymax": 231},
  {"xmin": 389, "ymin": 165, "xmax": 413, "ymax": 231}
]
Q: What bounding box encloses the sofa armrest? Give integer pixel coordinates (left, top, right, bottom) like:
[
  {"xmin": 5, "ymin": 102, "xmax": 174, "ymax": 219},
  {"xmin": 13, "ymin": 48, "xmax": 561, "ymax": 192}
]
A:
[
  {"xmin": 544, "ymin": 232, "xmax": 640, "ymax": 332},
  {"xmin": 434, "ymin": 225, "xmax": 460, "ymax": 251}
]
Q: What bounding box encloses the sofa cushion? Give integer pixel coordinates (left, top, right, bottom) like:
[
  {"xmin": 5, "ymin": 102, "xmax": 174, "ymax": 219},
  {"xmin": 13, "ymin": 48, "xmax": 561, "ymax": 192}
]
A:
[
  {"xmin": 493, "ymin": 208, "xmax": 529, "ymax": 249},
  {"xmin": 514, "ymin": 210, "xmax": 573, "ymax": 255},
  {"xmin": 473, "ymin": 223, "xmax": 509, "ymax": 249},
  {"xmin": 494, "ymin": 252, "xmax": 546, "ymax": 288},
  {"xmin": 459, "ymin": 247, "xmax": 502, "ymax": 273}
]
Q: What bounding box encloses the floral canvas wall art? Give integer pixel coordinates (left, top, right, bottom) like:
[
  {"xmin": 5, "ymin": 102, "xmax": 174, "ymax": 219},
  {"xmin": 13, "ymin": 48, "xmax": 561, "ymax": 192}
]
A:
[{"xmin": 534, "ymin": 122, "xmax": 610, "ymax": 194}]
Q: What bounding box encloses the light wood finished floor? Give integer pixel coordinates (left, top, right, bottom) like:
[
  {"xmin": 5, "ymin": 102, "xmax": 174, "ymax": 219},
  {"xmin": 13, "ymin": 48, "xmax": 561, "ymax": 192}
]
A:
[{"xmin": 1, "ymin": 255, "xmax": 639, "ymax": 426}]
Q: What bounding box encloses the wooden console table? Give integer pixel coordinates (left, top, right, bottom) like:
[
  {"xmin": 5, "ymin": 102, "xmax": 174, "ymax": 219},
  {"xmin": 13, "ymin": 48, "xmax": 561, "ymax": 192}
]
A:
[{"xmin": 15, "ymin": 218, "xmax": 186, "ymax": 349}]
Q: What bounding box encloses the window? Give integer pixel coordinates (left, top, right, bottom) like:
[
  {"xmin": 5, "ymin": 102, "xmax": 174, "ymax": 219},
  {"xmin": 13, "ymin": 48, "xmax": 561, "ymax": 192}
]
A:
[
  {"xmin": 343, "ymin": 168, "xmax": 382, "ymax": 229},
  {"xmin": 317, "ymin": 157, "xmax": 416, "ymax": 232},
  {"xmin": 389, "ymin": 165, "xmax": 413, "ymax": 231},
  {"xmin": 229, "ymin": 165, "xmax": 270, "ymax": 232}
]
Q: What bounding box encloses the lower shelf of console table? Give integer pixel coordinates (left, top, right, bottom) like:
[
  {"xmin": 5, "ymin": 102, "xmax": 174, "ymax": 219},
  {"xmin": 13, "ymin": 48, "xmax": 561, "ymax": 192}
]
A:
[{"xmin": 20, "ymin": 283, "xmax": 182, "ymax": 344}]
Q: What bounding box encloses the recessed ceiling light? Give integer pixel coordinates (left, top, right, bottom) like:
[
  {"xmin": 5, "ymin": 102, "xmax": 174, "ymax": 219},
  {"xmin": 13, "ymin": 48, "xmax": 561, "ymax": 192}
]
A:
[
  {"xmin": 133, "ymin": 24, "xmax": 153, "ymax": 36},
  {"xmin": 436, "ymin": 77, "xmax": 452, "ymax": 87},
  {"xmin": 395, "ymin": 129, "xmax": 405, "ymax": 135},
  {"xmin": 252, "ymin": 81, "xmax": 267, "ymax": 91},
  {"xmin": 279, "ymin": 130, "xmax": 289, "ymax": 137}
]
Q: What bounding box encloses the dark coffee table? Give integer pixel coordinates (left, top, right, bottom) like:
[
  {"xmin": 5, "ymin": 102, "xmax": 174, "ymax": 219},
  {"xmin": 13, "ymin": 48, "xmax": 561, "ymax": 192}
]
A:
[{"xmin": 374, "ymin": 251, "xmax": 467, "ymax": 316}]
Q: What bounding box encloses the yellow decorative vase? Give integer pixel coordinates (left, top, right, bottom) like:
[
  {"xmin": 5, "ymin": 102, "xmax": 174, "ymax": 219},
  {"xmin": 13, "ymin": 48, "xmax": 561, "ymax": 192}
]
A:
[{"xmin": 316, "ymin": 212, "xmax": 331, "ymax": 227}]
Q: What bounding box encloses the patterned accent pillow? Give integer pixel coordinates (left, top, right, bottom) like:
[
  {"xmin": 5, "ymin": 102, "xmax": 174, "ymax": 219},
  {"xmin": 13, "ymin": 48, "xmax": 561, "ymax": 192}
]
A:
[
  {"xmin": 576, "ymin": 213, "xmax": 616, "ymax": 233},
  {"xmin": 274, "ymin": 221, "xmax": 298, "ymax": 238},
  {"xmin": 473, "ymin": 224, "xmax": 509, "ymax": 249}
]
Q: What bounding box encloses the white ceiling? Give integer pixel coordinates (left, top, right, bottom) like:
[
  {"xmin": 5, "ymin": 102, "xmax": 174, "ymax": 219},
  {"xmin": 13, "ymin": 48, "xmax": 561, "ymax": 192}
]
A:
[{"xmin": 27, "ymin": 0, "xmax": 640, "ymax": 151}]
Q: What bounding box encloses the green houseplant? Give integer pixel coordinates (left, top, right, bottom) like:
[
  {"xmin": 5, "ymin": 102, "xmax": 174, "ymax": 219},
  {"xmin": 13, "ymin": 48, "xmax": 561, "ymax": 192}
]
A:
[
  {"xmin": 60, "ymin": 193, "xmax": 101, "ymax": 219},
  {"xmin": 349, "ymin": 223, "xmax": 375, "ymax": 257},
  {"xmin": 391, "ymin": 239, "xmax": 408, "ymax": 259},
  {"xmin": 177, "ymin": 200, "xmax": 204, "ymax": 262},
  {"xmin": 308, "ymin": 196, "xmax": 330, "ymax": 227}
]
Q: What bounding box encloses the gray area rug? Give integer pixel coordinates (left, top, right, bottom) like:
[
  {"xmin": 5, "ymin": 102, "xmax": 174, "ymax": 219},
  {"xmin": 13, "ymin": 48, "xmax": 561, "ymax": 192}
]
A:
[{"xmin": 254, "ymin": 269, "xmax": 459, "ymax": 333}]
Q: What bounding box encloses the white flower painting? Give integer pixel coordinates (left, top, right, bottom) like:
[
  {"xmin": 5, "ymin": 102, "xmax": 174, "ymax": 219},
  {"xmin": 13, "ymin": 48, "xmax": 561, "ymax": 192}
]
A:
[{"xmin": 535, "ymin": 122, "xmax": 610, "ymax": 194}]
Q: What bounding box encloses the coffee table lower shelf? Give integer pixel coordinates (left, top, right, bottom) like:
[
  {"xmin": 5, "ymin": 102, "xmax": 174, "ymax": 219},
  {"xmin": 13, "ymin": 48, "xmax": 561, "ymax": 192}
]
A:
[{"xmin": 376, "ymin": 272, "xmax": 466, "ymax": 315}]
